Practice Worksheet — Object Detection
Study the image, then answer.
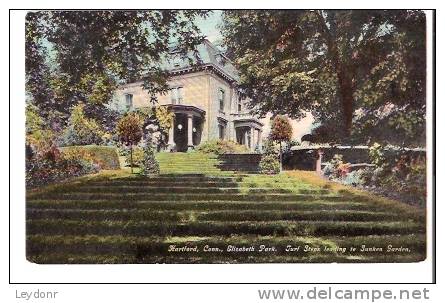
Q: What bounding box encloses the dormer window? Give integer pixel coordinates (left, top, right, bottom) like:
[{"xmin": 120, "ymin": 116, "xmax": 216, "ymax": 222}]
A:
[
  {"xmin": 125, "ymin": 94, "xmax": 133, "ymax": 110},
  {"xmin": 218, "ymin": 89, "xmax": 225, "ymax": 111},
  {"xmin": 171, "ymin": 87, "xmax": 183, "ymax": 104}
]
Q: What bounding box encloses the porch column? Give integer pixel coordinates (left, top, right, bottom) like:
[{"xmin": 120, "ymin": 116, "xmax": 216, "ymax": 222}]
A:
[
  {"xmin": 187, "ymin": 114, "xmax": 194, "ymax": 151},
  {"xmin": 167, "ymin": 120, "xmax": 175, "ymax": 152},
  {"xmin": 258, "ymin": 129, "xmax": 263, "ymax": 151},
  {"xmin": 229, "ymin": 121, "xmax": 235, "ymax": 141},
  {"xmin": 316, "ymin": 149, "xmax": 324, "ymax": 175},
  {"xmin": 250, "ymin": 127, "xmax": 255, "ymax": 151},
  {"xmin": 244, "ymin": 130, "xmax": 249, "ymax": 148}
]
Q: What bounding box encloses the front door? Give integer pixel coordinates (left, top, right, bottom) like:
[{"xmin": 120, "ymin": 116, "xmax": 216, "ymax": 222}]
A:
[{"xmin": 174, "ymin": 114, "xmax": 188, "ymax": 152}]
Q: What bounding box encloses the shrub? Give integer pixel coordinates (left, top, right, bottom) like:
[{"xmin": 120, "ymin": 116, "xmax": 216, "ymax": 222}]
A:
[
  {"xmin": 324, "ymin": 154, "xmax": 350, "ymax": 179},
  {"xmin": 369, "ymin": 142, "xmax": 386, "ymax": 168},
  {"xmin": 259, "ymin": 154, "xmax": 280, "ymax": 174},
  {"xmin": 61, "ymin": 145, "xmax": 120, "ymax": 170},
  {"xmin": 370, "ymin": 167, "xmax": 387, "ymax": 186},
  {"xmin": 262, "ymin": 140, "xmax": 278, "ymax": 157},
  {"xmin": 61, "ymin": 104, "xmax": 106, "ymax": 146},
  {"xmin": 26, "ymin": 104, "xmax": 57, "ymax": 155},
  {"xmin": 26, "ymin": 146, "xmax": 99, "ymax": 188},
  {"xmin": 322, "ymin": 162, "xmax": 335, "ymax": 177},
  {"xmin": 404, "ymin": 159, "xmax": 426, "ymax": 203},
  {"xmin": 337, "ymin": 163, "xmax": 351, "ymax": 178},
  {"xmin": 343, "ymin": 169, "xmax": 366, "ymax": 186},
  {"xmin": 139, "ymin": 144, "xmax": 160, "ymax": 175},
  {"xmin": 196, "ymin": 140, "xmax": 249, "ymax": 155}
]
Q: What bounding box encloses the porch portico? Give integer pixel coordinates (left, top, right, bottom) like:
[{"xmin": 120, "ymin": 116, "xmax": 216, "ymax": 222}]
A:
[
  {"xmin": 234, "ymin": 119, "xmax": 263, "ymax": 152},
  {"xmin": 166, "ymin": 104, "xmax": 206, "ymax": 152}
]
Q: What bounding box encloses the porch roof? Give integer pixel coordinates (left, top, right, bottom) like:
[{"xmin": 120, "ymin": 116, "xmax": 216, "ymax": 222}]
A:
[
  {"xmin": 164, "ymin": 104, "xmax": 206, "ymax": 118},
  {"xmin": 234, "ymin": 119, "xmax": 263, "ymax": 129}
]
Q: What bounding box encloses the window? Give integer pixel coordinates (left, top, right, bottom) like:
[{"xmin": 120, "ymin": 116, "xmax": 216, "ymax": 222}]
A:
[
  {"xmin": 237, "ymin": 98, "xmax": 243, "ymax": 113},
  {"xmin": 125, "ymin": 94, "xmax": 133, "ymax": 110},
  {"xmin": 171, "ymin": 87, "xmax": 183, "ymax": 104},
  {"xmin": 218, "ymin": 89, "xmax": 225, "ymax": 111},
  {"xmin": 218, "ymin": 123, "xmax": 226, "ymax": 140}
]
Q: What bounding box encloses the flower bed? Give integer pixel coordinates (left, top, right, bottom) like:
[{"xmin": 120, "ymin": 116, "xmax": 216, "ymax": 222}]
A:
[{"xmin": 322, "ymin": 146, "xmax": 426, "ymax": 206}]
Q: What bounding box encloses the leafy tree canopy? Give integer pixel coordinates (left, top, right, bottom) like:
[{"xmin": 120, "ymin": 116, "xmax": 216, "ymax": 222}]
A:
[
  {"xmin": 116, "ymin": 113, "xmax": 143, "ymax": 147},
  {"xmin": 269, "ymin": 115, "xmax": 293, "ymax": 143},
  {"xmin": 26, "ymin": 10, "xmax": 209, "ymax": 122},
  {"xmin": 221, "ymin": 10, "xmax": 426, "ymax": 146}
]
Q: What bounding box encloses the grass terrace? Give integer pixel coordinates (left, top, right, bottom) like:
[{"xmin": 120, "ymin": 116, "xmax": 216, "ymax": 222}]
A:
[{"xmin": 26, "ymin": 152, "xmax": 426, "ymax": 264}]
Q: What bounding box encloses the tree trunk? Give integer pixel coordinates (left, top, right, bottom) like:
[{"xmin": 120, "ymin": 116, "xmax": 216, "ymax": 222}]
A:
[
  {"xmin": 316, "ymin": 11, "xmax": 354, "ymax": 138},
  {"xmin": 279, "ymin": 141, "xmax": 283, "ymax": 173},
  {"xmin": 130, "ymin": 145, "xmax": 133, "ymax": 174},
  {"xmin": 336, "ymin": 67, "xmax": 354, "ymax": 138}
]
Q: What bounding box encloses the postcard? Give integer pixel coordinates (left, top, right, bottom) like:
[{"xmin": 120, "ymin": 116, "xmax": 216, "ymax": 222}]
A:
[{"xmin": 25, "ymin": 9, "xmax": 429, "ymax": 265}]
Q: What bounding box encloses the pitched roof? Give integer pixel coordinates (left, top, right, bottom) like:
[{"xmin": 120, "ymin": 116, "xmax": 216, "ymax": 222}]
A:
[{"xmin": 163, "ymin": 39, "xmax": 239, "ymax": 81}]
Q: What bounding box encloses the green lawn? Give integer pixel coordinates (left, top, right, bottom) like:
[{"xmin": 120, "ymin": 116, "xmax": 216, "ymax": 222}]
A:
[{"xmin": 26, "ymin": 152, "xmax": 426, "ymax": 264}]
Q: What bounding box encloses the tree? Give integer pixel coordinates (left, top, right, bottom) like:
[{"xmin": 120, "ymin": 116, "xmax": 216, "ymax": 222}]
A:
[
  {"xmin": 25, "ymin": 10, "xmax": 208, "ymax": 122},
  {"xmin": 116, "ymin": 113, "xmax": 143, "ymax": 173},
  {"xmin": 61, "ymin": 104, "xmax": 106, "ymax": 146},
  {"xmin": 221, "ymin": 10, "xmax": 426, "ymax": 145},
  {"xmin": 155, "ymin": 106, "xmax": 175, "ymax": 133},
  {"xmin": 154, "ymin": 106, "xmax": 175, "ymax": 147},
  {"xmin": 269, "ymin": 115, "xmax": 293, "ymax": 172}
]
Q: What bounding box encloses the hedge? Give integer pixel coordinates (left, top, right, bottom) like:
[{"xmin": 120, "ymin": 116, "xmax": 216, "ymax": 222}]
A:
[
  {"xmin": 196, "ymin": 140, "xmax": 249, "ymax": 155},
  {"xmin": 61, "ymin": 145, "xmax": 120, "ymax": 170}
]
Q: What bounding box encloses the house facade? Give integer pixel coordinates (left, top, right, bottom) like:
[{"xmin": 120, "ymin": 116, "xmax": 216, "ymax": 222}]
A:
[{"xmin": 114, "ymin": 40, "xmax": 263, "ymax": 152}]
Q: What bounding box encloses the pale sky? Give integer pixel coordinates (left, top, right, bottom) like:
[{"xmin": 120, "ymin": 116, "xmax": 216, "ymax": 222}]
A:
[
  {"xmin": 196, "ymin": 10, "xmax": 315, "ymax": 141},
  {"xmin": 195, "ymin": 11, "xmax": 223, "ymax": 43}
]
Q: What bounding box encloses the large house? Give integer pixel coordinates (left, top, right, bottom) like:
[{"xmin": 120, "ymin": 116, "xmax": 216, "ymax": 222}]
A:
[{"xmin": 114, "ymin": 40, "xmax": 264, "ymax": 152}]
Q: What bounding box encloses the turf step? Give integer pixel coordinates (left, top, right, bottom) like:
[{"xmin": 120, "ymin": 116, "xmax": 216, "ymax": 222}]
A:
[
  {"xmin": 26, "ymin": 208, "xmax": 412, "ymax": 222},
  {"xmin": 27, "ymin": 219, "xmax": 425, "ymax": 237},
  {"xmin": 51, "ymin": 186, "xmax": 331, "ymax": 195},
  {"xmin": 158, "ymin": 165, "xmax": 221, "ymax": 167},
  {"xmin": 115, "ymin": 176, "xmax": 243, "ymax": 182},
  {"xmin": 159, "ymin": 169, "xmax": 223, "ymax": 172},
  {"xmin": 26, "ymin": 252, "xmax": 426, "ymax": 264},
  {"xmin": 26, "ymin": 200, "xmax": 406, "ymax": 213},
  {"xmin": 63, "ymin": 186, "xmax": 244, "ymax": 194},
  {"xmin": 30, "ymin": 192, "xmax": 347, "ymax": 202},
  {"xmin": 27, "ymin": 234, "xmax": 426, "ymax": 258},
  {"xmin": 89, "ymin": 181, "xmax": 240, "ymax": 188}
]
